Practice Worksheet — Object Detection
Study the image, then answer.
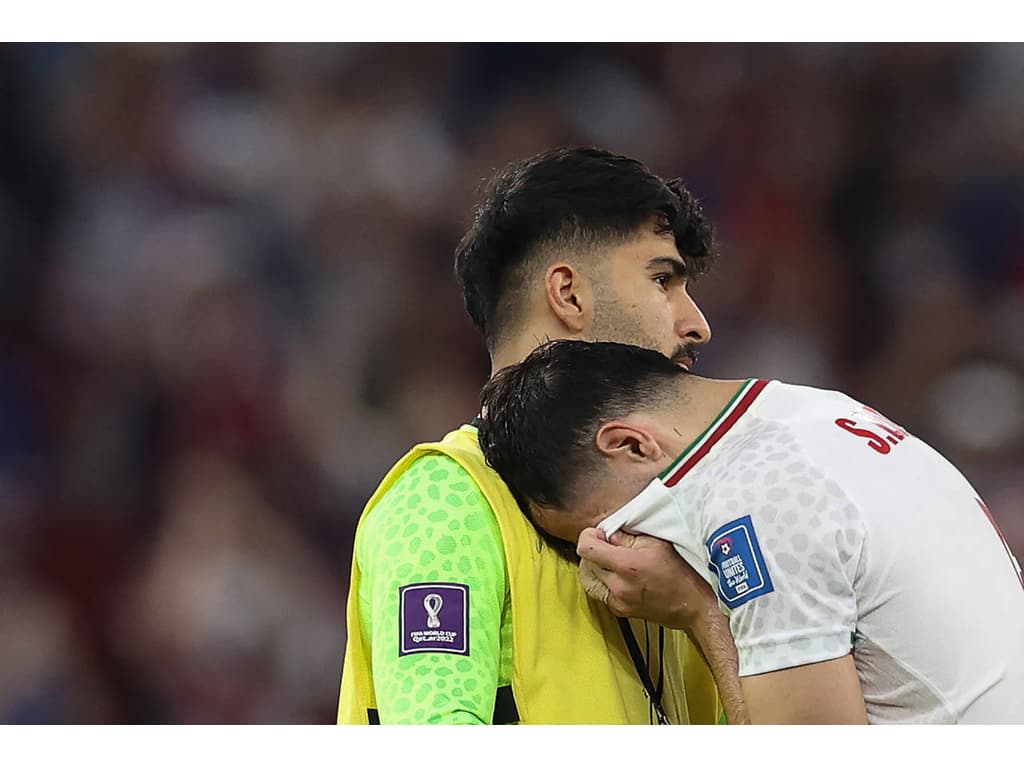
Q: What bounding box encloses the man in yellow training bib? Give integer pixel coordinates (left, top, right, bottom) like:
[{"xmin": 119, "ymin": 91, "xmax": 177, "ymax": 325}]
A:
[{"xmin": 338, "ymin": 147, "xmax": 746, "ymax": 724}]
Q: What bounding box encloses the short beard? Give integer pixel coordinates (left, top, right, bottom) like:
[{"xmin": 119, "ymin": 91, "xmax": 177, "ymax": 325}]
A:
[{"xmin": 590, "ymin": 295, "xmax": 700, "ymax": 370}]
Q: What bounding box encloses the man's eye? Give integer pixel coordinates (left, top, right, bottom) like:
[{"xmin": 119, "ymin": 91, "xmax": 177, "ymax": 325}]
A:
[{"xmin": 654, "ymin": 274, "xmax": 671, "ymax": 287}]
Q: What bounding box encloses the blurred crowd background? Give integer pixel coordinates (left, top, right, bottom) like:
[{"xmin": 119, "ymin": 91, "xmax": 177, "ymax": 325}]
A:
[{"xmin": 1, "ymin": 42, "xmax": 1022, "ymax": 723}]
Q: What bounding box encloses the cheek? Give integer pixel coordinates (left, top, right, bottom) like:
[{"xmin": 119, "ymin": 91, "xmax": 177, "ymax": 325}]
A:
[
  {"xmin": 532, "ymin": 507, "xmax": 579, "ymax": 545},
  {"xmin": 553, "ymin": 516, "xmax": 587, "ymax": 545},
  {"xmin": 640, "ymin": 303, "xmax": 677, "ymax": 338}
]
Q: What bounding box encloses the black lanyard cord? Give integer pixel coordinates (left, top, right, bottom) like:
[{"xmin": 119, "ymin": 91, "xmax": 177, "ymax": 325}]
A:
[{"xmin": 617, "ymin": 617, "xmax": 670, "ymax": 724}]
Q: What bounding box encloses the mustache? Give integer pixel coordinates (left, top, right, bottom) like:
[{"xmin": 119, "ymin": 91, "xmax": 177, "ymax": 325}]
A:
[{"xmin": 670, "ymin": 343, "xmax": 700, "ymax": 369}]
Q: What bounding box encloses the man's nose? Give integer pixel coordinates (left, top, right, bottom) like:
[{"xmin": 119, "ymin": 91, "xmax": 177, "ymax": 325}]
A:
[{"xmin": 677, "ymin": 292, "xmax": 712, "ymax": 345}]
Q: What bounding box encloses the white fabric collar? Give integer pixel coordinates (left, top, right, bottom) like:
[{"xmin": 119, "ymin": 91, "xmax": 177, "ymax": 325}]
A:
[
  {"xmin": 597, "ymin": 478, "xmax": 681, "ymax": 543},
  {"xmin": 595, "ymin": 476, "xmax": 711, "ymax": 586}
]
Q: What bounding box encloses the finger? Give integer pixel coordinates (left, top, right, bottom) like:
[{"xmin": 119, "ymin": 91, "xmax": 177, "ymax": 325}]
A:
[
  {"xmin": 578, "ymin": 547, "xmax": 614, "ymax": 578},
  {"xmin": 578, "ymin": 556, "xmax": 603, "ymax": 582},
  {"xmin": 579, "ymin": 557, "xmax": 615, "ymax": 589},
  {"xmin": 576, "ymin": 527, "xmax": 607, "ymax": 555},
  {"xmin": 608, "ymin": 530, "xmax": 639, "ymax": 549},
  {"xmin": 580, "ymin": 526, "xmax": 607, "ymax": 543},
  {"xmin": 578, "ymin": 560, "xmax": 611, "ymax": 605},
  {"xmin": 577, "ymin": 528, "xmax": 631, "ymax": 570}
]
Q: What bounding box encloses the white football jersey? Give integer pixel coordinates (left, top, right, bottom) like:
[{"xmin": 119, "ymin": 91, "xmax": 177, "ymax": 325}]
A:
[{"xmin": 600, "ymin": 379, "xmax": 1024, "ymax": 723}]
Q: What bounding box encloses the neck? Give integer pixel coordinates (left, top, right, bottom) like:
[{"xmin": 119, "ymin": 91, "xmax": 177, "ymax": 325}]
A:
[
  {"xmin": 490, "ymin": 323, "xmax": 578, "ymax": 376},
  {"xmin": 649, "ymin": 376, "xmax": 752, "ymax": 460}
]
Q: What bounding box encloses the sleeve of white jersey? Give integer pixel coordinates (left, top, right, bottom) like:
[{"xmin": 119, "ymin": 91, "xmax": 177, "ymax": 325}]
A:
[{"xmin": 699, "ymin": 458, "xmax": 866, "ymax": 677}]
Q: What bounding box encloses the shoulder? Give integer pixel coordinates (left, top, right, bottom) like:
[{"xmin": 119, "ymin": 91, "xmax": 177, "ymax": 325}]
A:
[
  {"xmin": 358, "ymin": 452, "xmax": 504, "ymax": 566},
  {"xmin": 366, "ymin": 452, "xmax": 492, "ymax": 525}
]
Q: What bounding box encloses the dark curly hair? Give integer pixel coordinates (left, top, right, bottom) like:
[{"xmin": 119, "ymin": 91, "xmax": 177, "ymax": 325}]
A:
[
  {"xmin": 478, "ymin": 340, "xmax": 684, "ymax": 555},
  {"xmin": 454, "ymin": 147, "xmax": 716, "ymax": 351}
]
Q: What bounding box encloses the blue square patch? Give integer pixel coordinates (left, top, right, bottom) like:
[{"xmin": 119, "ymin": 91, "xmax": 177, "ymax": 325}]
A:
[
  {"xmin": 706, "ymin": 515, "xmax": 774, "ymax": 609},
  {"xmin": 399, "ymin": 583, "xmax": 470, "ymax": 656}
]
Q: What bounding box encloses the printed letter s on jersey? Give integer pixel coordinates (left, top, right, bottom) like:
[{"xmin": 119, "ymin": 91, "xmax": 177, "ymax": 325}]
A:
[{"xmin": 707, "ymin": 516, "xmax": 774, "ymax": 609}]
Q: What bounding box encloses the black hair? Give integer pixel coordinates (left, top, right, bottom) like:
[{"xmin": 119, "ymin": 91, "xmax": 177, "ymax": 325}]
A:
[
  {"xmin": 454, "ymin": 147, "xmax": 716, "ymax": 351},
  {"xmin": 478, "ymin": 340, "xmax": 684, "ymax": 535}
]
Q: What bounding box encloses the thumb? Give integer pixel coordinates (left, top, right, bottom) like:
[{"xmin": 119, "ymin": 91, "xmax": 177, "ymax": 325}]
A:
[{"xmin": 578, "ymin": 557, "xmax": 611, "ymax": 605}]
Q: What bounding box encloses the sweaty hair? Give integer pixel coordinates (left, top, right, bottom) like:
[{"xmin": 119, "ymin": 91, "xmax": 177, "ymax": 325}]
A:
[
  {"xmin": 454, "ymin": 146, "xmax": 716, "ymax": 351},
  {"xmin": 478, "ymin": 340, "xmax": 684, "ymax": 524}
]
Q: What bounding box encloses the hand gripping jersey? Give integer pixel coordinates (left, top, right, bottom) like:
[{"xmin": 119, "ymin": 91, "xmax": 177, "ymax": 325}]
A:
[{"xmin": 600, "ymin": 379, "xmax": 1024, "ymax": 724}]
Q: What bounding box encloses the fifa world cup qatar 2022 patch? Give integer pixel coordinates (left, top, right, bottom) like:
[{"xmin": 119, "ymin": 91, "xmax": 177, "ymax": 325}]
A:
[
  {"xmin": 706, "ymin": 515, "xmax": 774, "ymax": 609},
  {"xmin": 399, "ymin": 583, "xmax": 470, "ymax": 656}
]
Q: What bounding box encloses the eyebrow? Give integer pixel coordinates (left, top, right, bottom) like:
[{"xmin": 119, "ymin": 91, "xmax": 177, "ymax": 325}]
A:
[{"xmin": 645, "ymin": 256, "xmax": 688, "ymax": 278}]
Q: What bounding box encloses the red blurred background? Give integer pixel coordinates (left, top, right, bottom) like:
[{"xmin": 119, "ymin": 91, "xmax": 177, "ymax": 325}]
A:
[{"xmin": 0, "ymin": 43, "xmax": 1021, "ymax": 723}]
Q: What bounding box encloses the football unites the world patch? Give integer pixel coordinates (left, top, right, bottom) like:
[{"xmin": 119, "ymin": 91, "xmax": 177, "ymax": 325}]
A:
[
  {"xmin": 399, "ymin": 582, "xmax": 470, "ymax": 656},
  {"xmin": 706, "ymin": 515, "xmax": 774, "ymax": 608}
]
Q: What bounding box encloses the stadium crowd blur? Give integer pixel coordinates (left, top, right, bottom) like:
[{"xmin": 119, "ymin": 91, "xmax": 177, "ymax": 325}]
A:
[{"xmin": 1, "ymin": 43, "xmax": 1022, "ymax": 723}]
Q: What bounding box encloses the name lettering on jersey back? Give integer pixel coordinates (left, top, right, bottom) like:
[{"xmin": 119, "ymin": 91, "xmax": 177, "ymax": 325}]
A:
[{"xmin": 835, "ymin": 405, "xmax": 909, "ymax": 455}]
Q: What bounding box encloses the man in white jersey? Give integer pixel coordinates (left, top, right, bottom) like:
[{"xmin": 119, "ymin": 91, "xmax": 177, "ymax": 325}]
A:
[{"xmin": 477, "ymin": 340, "xmax": 1024, "ymax": 724}]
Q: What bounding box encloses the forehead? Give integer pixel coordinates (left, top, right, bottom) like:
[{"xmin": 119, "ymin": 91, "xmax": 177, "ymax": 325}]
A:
[{"xmin": 606, "ymin": 227, "xmax": 683, "ymax": 271}]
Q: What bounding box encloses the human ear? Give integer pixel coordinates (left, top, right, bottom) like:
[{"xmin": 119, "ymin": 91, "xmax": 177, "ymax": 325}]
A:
[
  {"xmin": 544, "ymin": 263, "xmax": 589, "ymax": 334},
  {"xmin": 594, "ymin": 421, "xmax": 663, "ymax": 465}
]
